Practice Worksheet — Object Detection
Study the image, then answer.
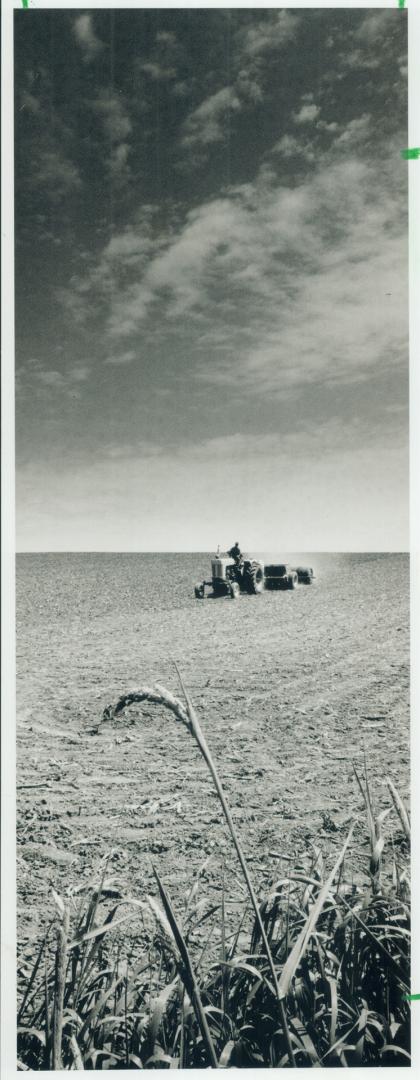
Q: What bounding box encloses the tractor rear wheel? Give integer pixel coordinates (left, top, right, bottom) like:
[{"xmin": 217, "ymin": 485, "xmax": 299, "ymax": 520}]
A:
[{"xmin": 244, "ymin": 561, "xmax": 264, "ymax": 594}]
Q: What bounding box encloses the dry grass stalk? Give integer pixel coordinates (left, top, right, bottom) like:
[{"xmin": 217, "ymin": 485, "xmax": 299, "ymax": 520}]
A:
[
  {"xmin": 52, "ymin": 905, "xmax": 69, "ymax": 1069},
  {"xmin": 104, "ymin": 672, "xmax": 296, "ymax": 1067}
]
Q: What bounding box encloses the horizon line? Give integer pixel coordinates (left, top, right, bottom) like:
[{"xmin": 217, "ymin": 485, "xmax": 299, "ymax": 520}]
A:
[{"xmin": 15, "ymin": 549, "xmax": 410, "ymax": 556}]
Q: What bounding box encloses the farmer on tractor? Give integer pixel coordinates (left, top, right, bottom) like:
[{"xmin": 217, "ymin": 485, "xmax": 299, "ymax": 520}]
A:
[
  {"xmin": 194, "ymin": 543, "xmax": 313, "ymax": 599},
  {"xmin": 194, "ymin": 544, "xmax": 265, "ymax": 599},
  {"xmin": 227, "ymin": 541, "xmax": 242, "ymax": 564}
]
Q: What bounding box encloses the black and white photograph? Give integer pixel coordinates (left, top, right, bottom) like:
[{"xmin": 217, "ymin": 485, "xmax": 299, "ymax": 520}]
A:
[{"xmin": 2, "ymin": 0, "xmax": 416, "ymax": 1071}]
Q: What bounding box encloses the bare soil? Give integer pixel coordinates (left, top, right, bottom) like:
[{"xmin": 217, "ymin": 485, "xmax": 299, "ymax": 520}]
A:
[{"xmin": 16, "ymin": 552, "xmax": 410, "ymax": 958}]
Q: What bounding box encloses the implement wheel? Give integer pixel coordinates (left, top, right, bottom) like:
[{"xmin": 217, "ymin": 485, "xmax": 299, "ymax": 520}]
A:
[{"xmin": 296, "ymin": 567, "xmax": 314, "ymax": 584}]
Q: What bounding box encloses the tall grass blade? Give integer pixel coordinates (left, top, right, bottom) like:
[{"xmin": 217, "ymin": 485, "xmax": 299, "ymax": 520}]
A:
[
  {"xmin": 17, "ymin": 926, "xmax": 52, "ymax": 1023},
  {"xmin": 386, "ymin": 778, "xmax": 411, "ymax": 840},
  {"xmin": 338, "ymin": 895, "xmax": 409, "ymax": 988},
  {"xmin": 148, "ymin": 977, "xmax": 178, "ymax": 1053},
  {"xmin": 153, "ymin": 867, "xmax": 218, "ymax": 1068},
  {"xmin": 174, "ymin": 667, "xmax": 296, "ymax": 1067},
  {"xmin": 69, "ymin": 1033, "xmax": 84, "ymax": 1069},
  {"xmin": 278, "ymin": 825, "xmax": 354, "ymax": 999}
]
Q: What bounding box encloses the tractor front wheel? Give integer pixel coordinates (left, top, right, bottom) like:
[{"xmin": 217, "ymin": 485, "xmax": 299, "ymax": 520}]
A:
[
  {"xmin": 194, "ymin": 583, "xmax": 205, "ymax": 599},
  {"xmin": 230, "ymin": 581, "xmax": 240, "ymax": 599}
]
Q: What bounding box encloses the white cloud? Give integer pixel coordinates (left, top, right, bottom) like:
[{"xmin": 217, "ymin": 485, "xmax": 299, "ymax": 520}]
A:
[
  {"xmin": 91, "ymin": 90, "xmax": 132, "ymax": 142},
  {"xmin": 271, "ymin": 134, "xmax": 315, "ymax": 161},
  {"xmin": 106, "ymin": 196, "xmax": 249, "ymax": 334},
  {"xmin": 103, "ymin": 231, "xmax": 155, "ymax": 263},
  {"xmin": 226, "ymin": 230, "xmax": 406, "ymax": 395},
  {"xmin": 237, "ymin": 10, "xmax": 299, "ymax": 58},
  {"xmin": 35, "ymin": 370, "xmax": 67, "ymax": 390},
  {"xmin": 354, "ymin": 10, "xmax": 396, "ymax": 45},
  {"xmin": 155, "ymin": 30, "xmax": 178, "ymax": 48},
  {"xmin": 344, "ymin": 50, "xmax": 380, "ymax": 72},
  {"xmin": 182, "ymin": 87, "xmax": 241, "ymax": 146},
  {"xmin": 89, "ymin": 91, "xmax": 132, "ymax": 180},
  {"xmin": 330, "ymin": 11, "xmax": 402, "ymax": 76},
  {"xmin": 34, "ymin": 149, "xmax": 81, "ymax": 193},
  {"xmin": 20, "ymin": 91, "xmax": 41, "ymax": 114},
  {"xmin": 73, "ymin": 14, "xmax": 104, "ymax": 62},
  {"xmin": 293, "ymin": 103, "xmax": 321, "ymax": 125},
  {"xmin": 62, "ymin": 133, "xmax": 407, "ymax": 409},
  {"xmin": 272, "ymin": 114, "xmax": 370, "ymax": 166},
  {"xmin": 179, "ymin": 12, "xmax": 299, "ymax": 152},
  {"xmin": 69, "ymin": 366, "xmax": 90, "ymax": 383},
  {"xmin": 235, "ymin": 70, "xmax": 263, "ymax": 104},
  {"xmin": 32, "ymin": 364, "xmax": 91, "ymax": 397},
  {"xmin": 188, "ymin": 418, "xmax": 405, "ymax": 465},
  {"xmin": 332, "ymin": 114, "xmax": 372, "ymax": 150},
  {"xmin": 316, "ymin": 120, "xmax": 339, "ymax": 133},
  {"xmin": 109, "ymin": 142, "xmax": 131, "ymax": 181},
  {"xmin": 141, "ymin": 61, "xmax": 177, "ymax": 81}
]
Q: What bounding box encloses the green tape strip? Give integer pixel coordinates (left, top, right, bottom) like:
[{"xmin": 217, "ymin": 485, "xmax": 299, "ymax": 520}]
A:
[
  {"xmin": 403, "ymin": 994, "xmax": 420, "ymax": 1001},
  {"xmin": 400, "ymin": 149, "xmax": 420, "ymax": 160}
]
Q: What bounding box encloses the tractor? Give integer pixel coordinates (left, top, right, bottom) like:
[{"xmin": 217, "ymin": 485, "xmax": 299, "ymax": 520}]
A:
[
  {"xmin": 194, "ymin": 551, "xmax": 314, "ymax": 599},
  {"xmin": 264, "ymin": 563, "xmax": 314, "ymax": 590},
  {"xmin": 194, "ymin": 554, "xmax": 265, "ymax": 599}
]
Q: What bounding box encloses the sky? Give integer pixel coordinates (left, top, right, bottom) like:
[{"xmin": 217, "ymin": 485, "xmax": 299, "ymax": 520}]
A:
[{"xmin": 14, "ymin": 6, "xmax": 409, "ymax": 552}]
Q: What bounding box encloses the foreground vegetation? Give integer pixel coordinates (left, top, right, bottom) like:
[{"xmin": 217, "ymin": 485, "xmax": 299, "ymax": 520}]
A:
[{"xmin": 17, "ymin": 679, "xmax": 410, "ymax": 1069}]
